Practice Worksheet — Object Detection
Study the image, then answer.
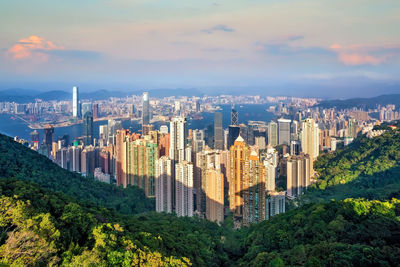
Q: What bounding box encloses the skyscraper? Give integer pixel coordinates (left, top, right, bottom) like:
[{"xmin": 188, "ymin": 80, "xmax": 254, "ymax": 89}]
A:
[
  {"xmin": 30, "ymin": 130, "xmax": 39, "ymax": 145},
  {"xmin": 265, "ymin": 191, "xmax": 286, "ymax": 220},
  {"xmin": 175, "ymin": 161, "xmax": 194, "ymax": 217},
  {"xmin": 286, "ymin": 154, "xmax": 311, "ymax": 198},
  {"xmin": 231, "ymin": 105, "xmax": 238, "ymax": 125},
  {"xmin": 43, "ymin": 125, "xmax": 54, "ymax": 157},
  {"xmin": 82, "ymin": 102, "xmax": 93, "ymax": 146},
  {"xmin": 300, "ymin": 118, "xmax": 319, "ymax": 177},
  {"xmin": 169, "ymin": 117, "xmax": 187, "ymax": 163},
  {"xmin": 72, "ymin": 86, "xmax": 80, "ymax": 118},
  {"xmin": 155, "ymin": 156, "xmax": 173, "ymax": 213},
  {"xmin": 205, "ymin": 168, "xmax": 224, "ymax": 224},
  {"xmin": 142, "ymin": 92, "xmax": 150, "ymax": 125},
  {"xmin": 243, "ymin": 151, "xmax": 266, "ymax": 226},
  {"xmin": 278, "ymin": 118, "xmax": 291, "ymax": 145},
  {"xmin": 228, "ymin": 125, "xmax": 240, "ymax": 149},
  {"xmin": 290, "ymin": 120, "xmax": 299, "ymax": 141},
  {"xmin": 214, "ymin": 112, "xmax": 223, "ymax": 150},
  {"xmin": 229, "ymin": 135, "xmax": 250, "ymax": 217},
  {"xmin": 268, "ymin": 121, "xmax": 278, "ymax": 147},
  {"xmin": 114, "ymin": 130, "xmax": 158, "ymax": 196}
]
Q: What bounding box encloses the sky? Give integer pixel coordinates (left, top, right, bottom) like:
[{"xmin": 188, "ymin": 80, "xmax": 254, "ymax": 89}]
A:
[{"xmin": 1, "ymin": 0, "xmax": 400, "ymax": 98}]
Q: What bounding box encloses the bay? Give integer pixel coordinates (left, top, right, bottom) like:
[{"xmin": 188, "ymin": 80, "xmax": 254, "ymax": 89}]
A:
[{"xmin": 0, "ymin": 104, "xmax": 274, "ymax": 143}]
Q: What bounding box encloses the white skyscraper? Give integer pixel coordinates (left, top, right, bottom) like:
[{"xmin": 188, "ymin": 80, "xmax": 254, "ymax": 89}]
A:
[
  {"xmin": 72, "ymin": 86, "xmax": 80, "ymax": 118},
  {"xmin": 264, "ymin": 161, "xmax": 276, "ymax": 191},
  {"xmin": 175, "ymin": 161, "xmax": 194, "ymax": 217},
  {"xmin": 155, "ymin": 156, "xmax": 173, "ymax": 213},
  {"xmin": 169, "ymin": 117, "xmax": 187, "ymax": 163}
]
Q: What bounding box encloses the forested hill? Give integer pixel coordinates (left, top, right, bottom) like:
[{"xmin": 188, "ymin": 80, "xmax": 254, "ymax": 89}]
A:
[
  {"xmin": 0, "ymin": 133, "xmax": 154, "ymax": 214},
  {"xmin": 0, "ymin": 178, "xmax": 399, "ymax": 266},
  {"xmin": 0, "ymin": 130, "xmax": 400, "ymax": 265},
  {"xmin": 302, "ymin": 122, "xmax": 400, "ymax": 203},
  {"xmin": 315, "ymin": 94, "xmax": 400, "ymax": 109}
]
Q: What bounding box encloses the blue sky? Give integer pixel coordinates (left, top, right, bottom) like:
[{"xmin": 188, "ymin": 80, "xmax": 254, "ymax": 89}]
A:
[{"xmin": 1, "ymin": 0, "xmax": 400, "ymax": 97}]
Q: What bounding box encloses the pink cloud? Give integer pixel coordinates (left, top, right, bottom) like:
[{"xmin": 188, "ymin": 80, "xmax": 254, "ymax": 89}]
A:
[
  {"xmin": 6, "ymin": 35, "xmax": 64, "ymax": 62},
  {"xmin": 330, "ymin": 43, "xmax": 400, "ymax": 66},
  {"xmin": 338, "ymin": 53, "xmax": 384, "ymax": 66}
]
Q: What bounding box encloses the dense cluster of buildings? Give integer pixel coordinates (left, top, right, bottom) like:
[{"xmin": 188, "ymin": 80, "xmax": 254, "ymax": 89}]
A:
[{"xmin": 10, "ymin": 86, "xmax": 398, "ymax": 226}]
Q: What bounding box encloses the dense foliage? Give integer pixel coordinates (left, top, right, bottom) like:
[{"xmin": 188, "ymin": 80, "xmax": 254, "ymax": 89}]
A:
[
  {"xmin": 0, "ymin": 179, "xmax": 228, "ymax": 266},
  {"xmin": 302, "ymin": 123, "xmax": 400, "ymax": 203},
  {"xmin": 0, "ymin": 134, "xmax": 154, "ymax": 214},
  {"xmin": 0, "ymin": 178, "xmax": 399, "ymax": 266},
  {"xmin": 240, "ymin": 198, "xmax": 400, "ymax": 266}
]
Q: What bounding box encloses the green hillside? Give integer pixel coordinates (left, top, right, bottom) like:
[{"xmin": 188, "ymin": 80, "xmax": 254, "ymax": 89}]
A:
[
  {"xmin": 0, "ymin": 134, "xmax": 154, "ymax": 215},
  {"xmin": 301, "ymin": 122, "xmax": 400, "ymax": 203},
  {"xmin": 0, "ymin": 178, "xmax": 399, "ymax": 266},
  {"xmin": 1, "ymin": 128, "xmax": 400, "ymax": 266}
]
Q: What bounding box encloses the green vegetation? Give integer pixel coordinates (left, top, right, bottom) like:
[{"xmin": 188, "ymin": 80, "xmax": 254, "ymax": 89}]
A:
[
  {"xmin": 0, "ymin": 134, "xmax": 154, "ymax": 214},
  {"xmin": 240, "ymin": 198, "xmax": 400, "ymax": 266},
  {"xmin": 0, "ymin": 178, "xmax": 399, "ymax": 266},
  {"xmin": 301, "ymin": 122, "xmax": 400, "ymax": 203},
  {"xmin": 1, "ymin": 126, "xmax": 400, "ymax": 266}
]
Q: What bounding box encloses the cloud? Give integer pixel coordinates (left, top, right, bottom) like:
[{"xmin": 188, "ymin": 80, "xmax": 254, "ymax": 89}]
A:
[
  {"xmin": 6, "ymin": 35, "xmax": 101, "ymax": 63},
  {"xmin": 255, "ymin": 39, "xmax": 332, "ymax": 57},
  {"xmin": 330, "ymin": 43, "xmax": 400, "ymax": 65},
  {"xmin": 202, "ymin": 24, "xmax": 235, "ymax": 34},
  {"xmin": 44, "ymin": 50, "xmax": 102, "ymax": 60},
  {"xmin": 6, "ymin": 35, "xmax": 64, "ymax": 62}
]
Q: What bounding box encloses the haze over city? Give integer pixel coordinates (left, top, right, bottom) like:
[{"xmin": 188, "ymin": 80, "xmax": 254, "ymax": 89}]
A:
[{"xmin": 1, "ymin": 0, "xmax": 400, "ymax": 97}]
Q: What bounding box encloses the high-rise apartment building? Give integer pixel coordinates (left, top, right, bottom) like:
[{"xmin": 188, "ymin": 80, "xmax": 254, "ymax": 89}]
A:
[
  {"xmin": 264, "ymin": 160, "xmax": 276, "ymax": 191},
  {"xmin": 169, "ymin": 117, "xmax": 188, "ymax": 163},
  {"xmin": 192, "ymin": 129, "xmax": 205, "ymax": 153},
  {"xmin": 242, "ymin": 151, "xmax": 266, "ymax": 226},
  {"xmin": 205, "ymin": 168, "xmax": 224, "ymax": 224},
  {"xmin": 115, "ymin": 130, "xmax": 158, "ymax": 197},
  {"xmin": 155, "ymin": 156, "xmax": 173, "ymax": 213},
  {"xmin": 175, "ymin": 161, "xmax": 194, "ymax": 217},
  {"xmin": 214, "ymin": 112, "xmax": 223, "ymax": 150},
  {"xmin": 300, "ymin": 118, "xmax": 319, "ymax": 177},
  {"xmin": 265, "ymin": 191, "xmax": 286, "ymax": 220},
  {"xmin": 194, "ymin": 147, "xmax": 222, "ymax": 213},
  {"xmin": 286, "ymin": 154, "xmax": 311, "ymax": 198}
]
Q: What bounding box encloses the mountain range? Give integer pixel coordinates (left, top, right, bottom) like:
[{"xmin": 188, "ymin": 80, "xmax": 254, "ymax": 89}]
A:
[
  {"xmin": 315, "ymin": 94, "xmax": 400, "ymax": 110},
  {"xmin": 0, "ymin": 88, "xmax": 203, "ymax": 103}
]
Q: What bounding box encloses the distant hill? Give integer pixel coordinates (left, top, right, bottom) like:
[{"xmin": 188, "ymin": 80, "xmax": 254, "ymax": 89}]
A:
[
  {"xmin": 0, "ymin": 88, "xmax": 203, "ymax": 103},
  {"xmin": 315, "ymin": 94, "xmax": 400, "ymax": 110}
]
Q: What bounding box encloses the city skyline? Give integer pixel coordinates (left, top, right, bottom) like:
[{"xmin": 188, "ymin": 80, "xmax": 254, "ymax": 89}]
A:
[{"xmin": 1, "ymin": 1, "xmax": 400, "ymax": 98}]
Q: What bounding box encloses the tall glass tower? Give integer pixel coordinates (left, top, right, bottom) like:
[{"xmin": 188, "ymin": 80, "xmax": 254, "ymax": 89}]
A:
[
  {"xmin": 72, "ymin": 86, "xmax": 80, "ymax": 118},
  {"xmin": 142, "ymin": 92, "xmax": 150, "ymax": 125},
  {"xmin": 82, "ymin": 102, "xmax": 93, "ymax": 146},
  {"xmin": 214, "ymin": 112, "xmax": 223, "ymax": 150}
]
